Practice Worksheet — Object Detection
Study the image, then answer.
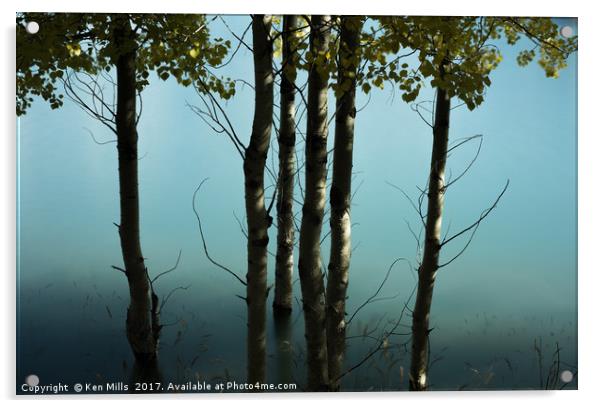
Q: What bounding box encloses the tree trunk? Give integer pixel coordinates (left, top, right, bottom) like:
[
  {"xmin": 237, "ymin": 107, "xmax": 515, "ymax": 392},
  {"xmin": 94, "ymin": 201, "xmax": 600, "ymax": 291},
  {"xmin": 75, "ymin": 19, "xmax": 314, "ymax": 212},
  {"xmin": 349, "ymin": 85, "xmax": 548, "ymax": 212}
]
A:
[
  {"xmin": 409, "ymin": 85, "xmax": 450, "ymax": 391},
  {"xmin": 298, "ymin": 14, "xmax": 331, "ymax": 391},
  {"xmin": 326, "ymin": 16, "xmax": 361, "ymax": 391},
  {"xmin": 130, "ymin": 357, "xmax": 163, "ymax": 393},
  {"xmin": 273, "ymin": 15, "xmax": 298, "ymax": 315},
  {"xmin": 114, "ymin": 19, "xmax": 159, "ymax": 362},
  {"xmin": 245, "ymin": 14, "xmax": 274, "ymax": 385},
  {"xmin": 274, "ymin": 313, "xmax": 294, "ymax": 385}
]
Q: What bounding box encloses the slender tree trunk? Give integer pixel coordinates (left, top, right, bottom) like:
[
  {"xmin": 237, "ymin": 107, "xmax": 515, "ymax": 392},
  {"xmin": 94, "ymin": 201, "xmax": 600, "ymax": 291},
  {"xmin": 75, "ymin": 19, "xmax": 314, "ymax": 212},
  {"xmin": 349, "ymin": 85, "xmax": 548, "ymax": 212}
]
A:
[
  {"xmin": 245, "ymin": 14, "xmax": 274, "ymax": 385},
  {"xmin": 114, "ymin": 19, "xmax": 159, "ymax": 361},
  {"xmin": 273, "ymin": 15, "xmax": 298, "ymax": 315},
  {"xmin": 409, "ymin": 85, "xmax": 450, "ymax": 391},
  {"xmin": 326, "ymin": 16, "xmax": 361, "ymax": 391},
  {"xmin": 298, "ymin": 14, "xmax": 331, "ymax": 391}
]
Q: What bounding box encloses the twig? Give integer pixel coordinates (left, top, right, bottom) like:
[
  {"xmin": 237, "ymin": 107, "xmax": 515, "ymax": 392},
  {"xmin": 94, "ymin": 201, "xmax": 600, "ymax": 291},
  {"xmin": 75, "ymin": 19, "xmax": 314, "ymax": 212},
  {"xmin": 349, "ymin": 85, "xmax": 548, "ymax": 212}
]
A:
[
  {"xmin": 347, "ymin": 257, "xmax": 410, "ymax": 325},
  {"xmin": 83, "ymin": 127, "xmax": 116, "ymax": 145},
  {"xmin": 151, "ymin": 250, "xmax": 182, "ymax": 284},
  {"xmin": 192, "ymin": 178, "xmax": 247, "ymax": 286},
  {"xmin": 440, "ymin": 179, "xmax": 510, "ymax": 247}
]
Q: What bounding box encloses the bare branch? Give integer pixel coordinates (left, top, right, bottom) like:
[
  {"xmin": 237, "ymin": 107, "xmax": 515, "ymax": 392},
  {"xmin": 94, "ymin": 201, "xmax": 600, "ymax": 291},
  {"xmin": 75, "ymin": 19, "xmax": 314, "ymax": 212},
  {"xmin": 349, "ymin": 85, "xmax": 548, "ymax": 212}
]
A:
[
  {"xmin": 410, "ymin": 101, "xmax": 434, "ymax": 128},
  {"xmin": 83, "ymin": 127, "xmax": 116, "ymax": 145},
  {"xmin": 386, "ymin": 181, "xmax": 426, "ymax": 228},
  {"xmin": 159, "ymin": 285, "xmax": 191, "ymax": 314},
  {"xmin": 347, "ymin": 257, "xmax": 412, "ymax": 325},
  {"xmin": 445, "ymin": 135, "xmax": 483, "ymax": 190},
  {"xmin": 440, "ymin": 179, "xmax": 510, "ymax": 248},
  {"xmin": 61, "ymin": 71, "xmax": 117, "ymax": 134},
  {"xmin": 214, "ymin": 20, "xmax": 252, "ymax": 69},
  {"xmin": 111, "ymin": 265, "xmax": 126, "ymax": 274},
  {"xmin": 447, "ymin": 134, "xmax": 483, "ymax": 155},
  {"xmin": 192, "ymin": 178, "xmax": 247, "ymax": 286},
  {"xmin": 151, "ymin": 249, "xmax": 182, "ymax": 284},
  {"xmin": 336, "ymin": 280, "xmax": 418, "ymax": 382}
]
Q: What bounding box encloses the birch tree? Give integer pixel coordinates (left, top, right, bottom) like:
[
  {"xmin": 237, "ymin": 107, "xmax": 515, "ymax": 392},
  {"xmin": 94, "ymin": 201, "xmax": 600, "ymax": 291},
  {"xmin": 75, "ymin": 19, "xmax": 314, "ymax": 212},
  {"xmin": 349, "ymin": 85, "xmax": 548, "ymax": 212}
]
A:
[
  {"xmin": 244, "ymin": 14, "xmax": 275, "ymax": 384},
  {"xmin": 16, "ymin": 12, "xmax": 232, "ymax": 362},
  {"xmin": 187, "ymin": 15, "xmax": 275, "ymax": 385},
  {"xmin": 273, "ymin": 15, "xmax": 300, "ymax": 315},
  {"xmin": 297, "ymin": 14, "xmax": 332, "ymax": 391},
  {"xmin": 370, "ymin": 16, "xmax": 577, "ymax": 390},
  {"xmin": 325, "ymin": 15, "xmax": 363, "ymax": 390}
]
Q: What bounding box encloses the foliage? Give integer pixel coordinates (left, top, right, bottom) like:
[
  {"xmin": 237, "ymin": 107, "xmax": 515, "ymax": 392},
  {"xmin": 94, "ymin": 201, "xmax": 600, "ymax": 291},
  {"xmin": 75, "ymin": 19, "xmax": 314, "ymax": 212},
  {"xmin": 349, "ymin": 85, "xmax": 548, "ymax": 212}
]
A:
[
  {"xmin": 269, "ymin": 16, "xmax": 576, "ymax": 110},
  {"xmin": 17, "ymin": 14, "xmax": 577, "ymax": 117},
  {"xmin": 360, "ymin": 16, "xmax": 577, "ymax": 109},
  {"xmin": 16, "ymin": 13, "xmax": 235, "ymax": 116}
]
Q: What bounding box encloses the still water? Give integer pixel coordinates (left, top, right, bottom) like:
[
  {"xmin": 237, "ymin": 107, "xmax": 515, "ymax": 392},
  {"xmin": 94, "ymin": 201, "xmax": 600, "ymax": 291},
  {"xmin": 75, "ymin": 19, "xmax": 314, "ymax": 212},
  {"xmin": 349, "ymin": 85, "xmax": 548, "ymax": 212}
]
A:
[{"xmin": 17, "ymin": 258, "xmax": 577, "ymax": 393}]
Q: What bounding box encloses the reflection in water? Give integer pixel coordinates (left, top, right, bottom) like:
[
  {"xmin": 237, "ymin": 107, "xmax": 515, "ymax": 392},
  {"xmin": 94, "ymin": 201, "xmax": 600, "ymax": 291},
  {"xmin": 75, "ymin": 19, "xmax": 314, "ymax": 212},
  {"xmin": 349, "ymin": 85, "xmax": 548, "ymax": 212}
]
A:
[
  {"xmin": 130, "ymin": 356, "xmax": 163, "ymax": 393},
  {"xmin": 16, "ymin": 277, "xmax": 577, "ymax": 393},
  {"xmin": 273, "ymin": 313, "xmax": 294, "ymax": 387}
]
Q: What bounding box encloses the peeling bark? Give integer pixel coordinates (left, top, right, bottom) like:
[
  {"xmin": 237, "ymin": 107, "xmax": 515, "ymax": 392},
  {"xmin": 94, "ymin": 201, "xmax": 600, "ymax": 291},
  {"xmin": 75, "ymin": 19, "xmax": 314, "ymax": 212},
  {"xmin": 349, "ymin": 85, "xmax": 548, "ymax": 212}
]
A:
[
  {"xmin": 298, "ymin": 14, "xmax": 332, "ymax": 391},
  {"xmin": 245, "ymin": 14, "xmax": 274, "ymax": 385},
  {"xmin": 326, "ymin": 16, "xmax": 362, "ymax": 391},
  {"xmin": 114, "ymin": 19, "xmax": 159, "ymax": 361},
  {"xmin": 273, "ymin": 15, "xmax": 298, "ymax": 315},
  {"xmin": 409, "ymin": 84, "xmax": 451, "ymax": 391}
]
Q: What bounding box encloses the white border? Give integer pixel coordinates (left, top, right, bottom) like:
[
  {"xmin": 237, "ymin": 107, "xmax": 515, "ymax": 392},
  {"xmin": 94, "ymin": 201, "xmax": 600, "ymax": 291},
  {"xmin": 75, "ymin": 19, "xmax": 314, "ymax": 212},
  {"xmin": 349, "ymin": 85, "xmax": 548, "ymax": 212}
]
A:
[{"xmin": 3, "ymin": 1, "xmax": 600, "ymax": 407}]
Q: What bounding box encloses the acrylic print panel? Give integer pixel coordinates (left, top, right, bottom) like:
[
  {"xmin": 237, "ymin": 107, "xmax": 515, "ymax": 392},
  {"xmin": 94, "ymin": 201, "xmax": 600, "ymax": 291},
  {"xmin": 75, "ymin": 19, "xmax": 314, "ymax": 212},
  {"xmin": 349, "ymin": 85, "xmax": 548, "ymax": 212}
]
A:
[{"xmin": 16, "ymin": 13, "xmax": 578, "ymax": 394}]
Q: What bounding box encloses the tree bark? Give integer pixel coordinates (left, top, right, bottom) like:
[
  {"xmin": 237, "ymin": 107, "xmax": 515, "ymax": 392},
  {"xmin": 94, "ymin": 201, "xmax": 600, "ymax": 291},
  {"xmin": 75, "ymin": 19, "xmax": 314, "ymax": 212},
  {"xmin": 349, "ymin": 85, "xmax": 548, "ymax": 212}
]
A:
[
  {"xmin": 245, "ymin": 14, "xmax": 274, "ymax": 385},
  {"xmin": 326, "ymin": 16, "xmax": 361, "ymax": 391},
  {"xmin": 274, "ymin": 313, "xmax": 294, "ymax": 385},
  {"xmin": 298, "ymin": 14, "xmax": 331, "ymax": 391},
  {"xmin": 273, "ymin": 15, "xmax": 298, "ymax": 315},
  {"xmin": 114, "ymin": 18, "xmax": 159, "ymax": 362},
  {"xmin": 409, "ymin": 85, "xmax": 451, "ymax": 391}
]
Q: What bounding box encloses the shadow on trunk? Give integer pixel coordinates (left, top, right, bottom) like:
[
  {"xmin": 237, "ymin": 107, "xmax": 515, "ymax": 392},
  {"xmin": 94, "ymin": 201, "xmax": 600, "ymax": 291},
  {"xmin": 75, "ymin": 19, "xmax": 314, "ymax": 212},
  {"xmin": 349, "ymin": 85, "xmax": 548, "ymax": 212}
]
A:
[
  {"xmin": 245, "ymin": 14, "xmax": 274, "ymax": 386},
  {"xmin": 298, "ymin": 14, "xmax": 332, "ymax": 392},
  {"xmin": 326, "ymin": 16, "xmax": 362, "ymax": 391},
  {"xmin": 114, "ymin": 16, "xmax": 160, "ymax": 361},
  {"xmin": 408, "ymin": 83, "xmax": 450, "ymax": 391},
  {"xmin": 273, "ymin": 14, "xmax": 298, "ymax": 316}
]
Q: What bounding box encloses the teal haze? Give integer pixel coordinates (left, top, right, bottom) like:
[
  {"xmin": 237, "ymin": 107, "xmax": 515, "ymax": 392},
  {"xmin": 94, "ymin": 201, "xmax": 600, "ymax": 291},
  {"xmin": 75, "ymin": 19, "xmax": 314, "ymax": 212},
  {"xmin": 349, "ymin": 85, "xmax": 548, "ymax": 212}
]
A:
[{"xmin": 17, "ymin": 16, "xmax": 577, "ymax": 391}]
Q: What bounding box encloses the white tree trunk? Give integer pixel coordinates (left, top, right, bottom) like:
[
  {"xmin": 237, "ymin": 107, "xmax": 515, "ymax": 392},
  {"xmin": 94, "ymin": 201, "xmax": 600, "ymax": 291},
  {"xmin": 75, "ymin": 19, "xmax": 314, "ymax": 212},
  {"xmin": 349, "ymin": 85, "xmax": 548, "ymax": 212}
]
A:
[
  {"xmin": 245, "ymin": 14, "xmax": 274, "ymax": 385},
  {"xmin": 409, "ymin": 85, "xmax": 450, "ymax": 391},
  {"xmin": 274, "ymin": 15, "xmax": 298, "ymax": 315},
  {"xmin": 298, "ymin": 14, "xmax": 332, "ymax": 391},
  {"xmin": 326, "ymin": 16, "xmax": 362, "ymax": 390}
]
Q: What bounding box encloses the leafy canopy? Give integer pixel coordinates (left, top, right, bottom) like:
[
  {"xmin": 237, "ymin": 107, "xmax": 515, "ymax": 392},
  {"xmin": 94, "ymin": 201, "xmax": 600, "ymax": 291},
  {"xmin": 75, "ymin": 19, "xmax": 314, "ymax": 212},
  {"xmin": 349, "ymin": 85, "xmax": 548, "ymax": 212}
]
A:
[
  {"xmin": 359, "ymin": 16, "xmax": 577, "ymax": 110},
  {"xmin": 17, "ymin": 13, "xmax": 235, "ymax": 116},
  {"xmin": 269, "ymin": 16, "xmax": 577, "ymax": 110},
  {"xmin": 272, "ymin": 16, "xmax": 365, "ymax": 98}
]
